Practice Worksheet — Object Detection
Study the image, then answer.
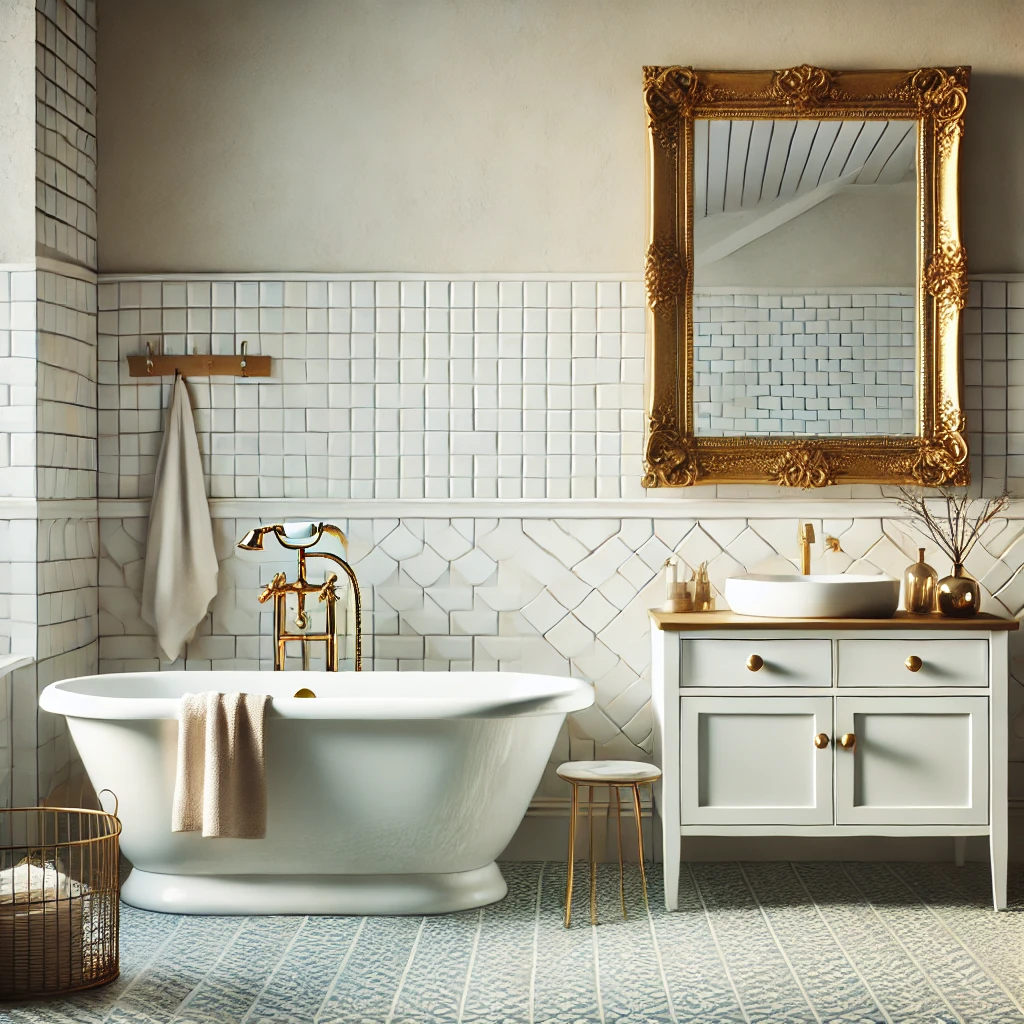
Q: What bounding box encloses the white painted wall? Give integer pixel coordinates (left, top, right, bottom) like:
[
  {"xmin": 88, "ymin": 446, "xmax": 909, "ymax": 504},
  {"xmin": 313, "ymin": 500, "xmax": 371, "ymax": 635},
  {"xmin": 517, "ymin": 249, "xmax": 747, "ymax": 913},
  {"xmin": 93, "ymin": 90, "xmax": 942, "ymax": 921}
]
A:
[{"xmin": 96, "ymin": 0, "xmax": 1024, "ymax": 273}]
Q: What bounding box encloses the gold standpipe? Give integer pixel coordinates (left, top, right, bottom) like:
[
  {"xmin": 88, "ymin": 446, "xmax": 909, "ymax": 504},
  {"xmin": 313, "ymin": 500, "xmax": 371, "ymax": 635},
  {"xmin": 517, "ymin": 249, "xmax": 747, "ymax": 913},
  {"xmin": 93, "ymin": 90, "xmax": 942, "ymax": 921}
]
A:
[
  {"xmin": 840, "ymin": 733, "xmax": 856, "ymax": 750},
  {"xmin": 746, "ymin": 654, "xmax": 764, "ymax": 672},
  {"xmin": 238, "ymin": 522, "xmax": 362, "ymax": 672},
  {"xmin": 814, "ymin": 733, "xmax": 830, "ymax": 749},
  {"xmin": 905, "ymin": 655, "xmax": 923, "ymax": 672}
]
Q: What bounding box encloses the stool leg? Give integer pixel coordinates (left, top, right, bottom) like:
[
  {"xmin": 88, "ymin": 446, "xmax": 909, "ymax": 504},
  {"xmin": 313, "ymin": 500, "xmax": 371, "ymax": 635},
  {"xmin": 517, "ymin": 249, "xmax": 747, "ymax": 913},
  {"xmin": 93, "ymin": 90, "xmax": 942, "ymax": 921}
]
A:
[
  {"xmin": 588, "ymin": 785, "xmax": 597, "ymax": 926},
  {"xmin": 614, "ymin": 785, "xmax": 626, "ymax": 919},
  {"xmin": 564, "ymin": 783, "xmax": 578, "ymax": 928},
  {"xmin": 631, "ymin": 783, "xmax": 650, "ymax": 916}
]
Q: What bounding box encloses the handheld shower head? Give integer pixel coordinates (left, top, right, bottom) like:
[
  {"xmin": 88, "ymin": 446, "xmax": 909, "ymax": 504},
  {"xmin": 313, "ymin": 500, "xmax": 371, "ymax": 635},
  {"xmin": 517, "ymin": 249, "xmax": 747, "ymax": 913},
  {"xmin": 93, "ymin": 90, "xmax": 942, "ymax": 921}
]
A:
[{"xmin": 237, "ymin": 527, "xmax": 270, "ymax": 551}]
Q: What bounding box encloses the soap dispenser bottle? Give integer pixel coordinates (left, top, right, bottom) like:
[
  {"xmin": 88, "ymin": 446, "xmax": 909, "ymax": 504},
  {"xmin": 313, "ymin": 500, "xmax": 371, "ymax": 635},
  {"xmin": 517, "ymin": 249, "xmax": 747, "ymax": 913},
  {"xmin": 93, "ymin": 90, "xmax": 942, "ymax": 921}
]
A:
[{"xmin": 904, "ymin": 547, "xmax": 938, "ymax": 614}]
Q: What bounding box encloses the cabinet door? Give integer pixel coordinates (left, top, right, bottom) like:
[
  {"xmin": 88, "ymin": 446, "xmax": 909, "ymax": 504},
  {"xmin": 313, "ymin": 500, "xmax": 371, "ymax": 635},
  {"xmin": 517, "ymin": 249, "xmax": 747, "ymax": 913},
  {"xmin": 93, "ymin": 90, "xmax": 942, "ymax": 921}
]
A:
[
  {"xmin": 834, "ymin": 696, "xmax": 988, "ymax": 825},
  {"xmin": 681, "ymin": 697, "xmax": 833, "ymax": 825}
]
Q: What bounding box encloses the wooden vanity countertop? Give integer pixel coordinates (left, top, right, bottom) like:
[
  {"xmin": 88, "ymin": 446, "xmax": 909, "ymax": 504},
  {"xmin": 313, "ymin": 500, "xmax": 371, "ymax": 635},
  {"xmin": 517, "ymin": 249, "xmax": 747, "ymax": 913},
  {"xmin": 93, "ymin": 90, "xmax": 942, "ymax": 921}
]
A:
[{"xmin": 649, "ymin": 610, "xmax": 1020, "ymax": 631}]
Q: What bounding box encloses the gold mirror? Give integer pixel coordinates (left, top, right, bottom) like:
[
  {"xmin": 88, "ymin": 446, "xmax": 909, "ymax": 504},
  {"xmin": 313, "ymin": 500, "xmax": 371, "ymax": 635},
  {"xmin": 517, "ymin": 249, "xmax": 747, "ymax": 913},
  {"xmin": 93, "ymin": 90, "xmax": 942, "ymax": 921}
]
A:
[{"xmin": 642, "ymin": 65, "xmax": 970, "ymax": 488}]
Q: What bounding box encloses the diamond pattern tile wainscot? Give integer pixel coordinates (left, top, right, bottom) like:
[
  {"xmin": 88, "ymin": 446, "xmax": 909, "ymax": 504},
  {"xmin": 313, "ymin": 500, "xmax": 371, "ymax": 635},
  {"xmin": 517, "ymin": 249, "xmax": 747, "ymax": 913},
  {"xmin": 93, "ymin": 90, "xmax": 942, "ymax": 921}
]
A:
[{"xmin": 98, "ymin": 513, "xmax": 1024, "ymax": 789}]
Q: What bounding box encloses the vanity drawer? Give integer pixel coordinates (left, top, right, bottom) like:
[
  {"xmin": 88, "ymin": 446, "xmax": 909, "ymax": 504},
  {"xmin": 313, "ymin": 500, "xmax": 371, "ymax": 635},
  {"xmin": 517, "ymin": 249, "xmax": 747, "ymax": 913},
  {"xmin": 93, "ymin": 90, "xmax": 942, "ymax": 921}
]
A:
[
  {"xmin": 836, "ymin": 639, "xmax": 988, "ymax": 687},
  {"xmin": 681, "ymin": 639, "xmax": 832, "ymax": 687}
]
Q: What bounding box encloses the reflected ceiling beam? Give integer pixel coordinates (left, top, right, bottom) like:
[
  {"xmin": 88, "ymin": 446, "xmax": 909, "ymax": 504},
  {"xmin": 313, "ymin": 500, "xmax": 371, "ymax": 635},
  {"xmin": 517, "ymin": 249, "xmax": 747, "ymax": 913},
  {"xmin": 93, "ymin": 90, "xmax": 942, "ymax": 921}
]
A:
[
  {"xmin": 694, "ymin": 119, "xmax": 915, "ymax": 220},
  {"xmin": 695, "ymin": 167, "xmax": 861, "ymax": 267}
]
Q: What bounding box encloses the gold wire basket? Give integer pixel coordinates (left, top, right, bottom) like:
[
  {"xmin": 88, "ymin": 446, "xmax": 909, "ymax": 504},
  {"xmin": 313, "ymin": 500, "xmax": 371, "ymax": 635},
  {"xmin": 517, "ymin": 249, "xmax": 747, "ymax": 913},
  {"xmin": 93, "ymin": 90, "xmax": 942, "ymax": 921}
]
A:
[{"xmin": 0, "ymin": 797, "xmax": 121, "ymax": 998}]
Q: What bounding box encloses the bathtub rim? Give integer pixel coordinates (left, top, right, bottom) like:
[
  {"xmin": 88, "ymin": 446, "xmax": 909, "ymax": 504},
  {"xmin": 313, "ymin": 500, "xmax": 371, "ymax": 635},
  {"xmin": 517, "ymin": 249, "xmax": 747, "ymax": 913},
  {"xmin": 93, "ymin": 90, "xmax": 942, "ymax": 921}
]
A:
[{"xmin": 39, "ymin": 670, "xmax": 596, "ymax": 721}]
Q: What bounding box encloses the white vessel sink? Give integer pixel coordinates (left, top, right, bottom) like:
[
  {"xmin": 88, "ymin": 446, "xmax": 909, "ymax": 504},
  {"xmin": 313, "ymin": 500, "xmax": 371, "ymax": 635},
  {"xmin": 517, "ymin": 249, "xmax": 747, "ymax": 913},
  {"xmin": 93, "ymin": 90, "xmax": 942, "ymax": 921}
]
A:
[{"xmin": 725, "ymin": 573, "xmax": 900, "ymax": 619}]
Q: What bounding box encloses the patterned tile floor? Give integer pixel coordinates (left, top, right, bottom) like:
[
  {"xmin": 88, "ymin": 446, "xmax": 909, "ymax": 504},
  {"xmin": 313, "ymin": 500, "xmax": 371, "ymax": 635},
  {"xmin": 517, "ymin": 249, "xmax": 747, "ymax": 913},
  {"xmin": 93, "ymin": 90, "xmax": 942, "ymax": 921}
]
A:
[{"xmin": 6, "ymin": 861, "xmax": 1024, "ymax": 1023}]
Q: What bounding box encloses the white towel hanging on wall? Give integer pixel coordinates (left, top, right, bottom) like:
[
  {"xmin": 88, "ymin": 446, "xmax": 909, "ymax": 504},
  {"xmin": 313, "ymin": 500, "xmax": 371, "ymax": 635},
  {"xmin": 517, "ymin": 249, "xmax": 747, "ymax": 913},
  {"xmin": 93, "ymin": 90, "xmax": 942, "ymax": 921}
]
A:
[{"xmin": 141, "ymin": 374, "xmax": 219, "ymax": 662}]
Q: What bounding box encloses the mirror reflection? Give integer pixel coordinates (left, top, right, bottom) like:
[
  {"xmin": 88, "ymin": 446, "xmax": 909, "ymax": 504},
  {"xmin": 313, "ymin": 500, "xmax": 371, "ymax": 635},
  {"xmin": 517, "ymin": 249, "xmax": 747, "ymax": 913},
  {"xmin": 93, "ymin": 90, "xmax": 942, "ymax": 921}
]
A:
[{"xmin": 692, "ymin": 118, "xmax": 918, "ymax": 438}]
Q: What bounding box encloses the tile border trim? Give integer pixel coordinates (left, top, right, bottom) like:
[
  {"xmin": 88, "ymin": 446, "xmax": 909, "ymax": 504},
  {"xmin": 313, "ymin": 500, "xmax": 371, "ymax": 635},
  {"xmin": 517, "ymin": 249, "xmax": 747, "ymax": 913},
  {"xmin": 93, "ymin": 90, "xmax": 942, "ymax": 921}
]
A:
[{"xmin": 87, "ymin": 496, "xmax": 1016, "ymax": 520}]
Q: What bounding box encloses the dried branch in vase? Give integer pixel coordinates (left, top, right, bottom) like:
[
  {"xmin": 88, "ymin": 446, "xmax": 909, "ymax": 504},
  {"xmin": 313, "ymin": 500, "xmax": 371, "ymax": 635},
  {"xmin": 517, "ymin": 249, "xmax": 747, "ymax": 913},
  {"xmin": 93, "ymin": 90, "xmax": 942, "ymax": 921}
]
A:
[{"xmin": 896, "ymin": 486, "xmax": 1012, "ymax": 567}]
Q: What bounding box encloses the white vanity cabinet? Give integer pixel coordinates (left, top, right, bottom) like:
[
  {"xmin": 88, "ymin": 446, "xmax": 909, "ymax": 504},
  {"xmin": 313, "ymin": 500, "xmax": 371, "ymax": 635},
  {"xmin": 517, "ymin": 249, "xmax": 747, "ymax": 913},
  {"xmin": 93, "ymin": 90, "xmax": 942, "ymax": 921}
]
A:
[{"xmin": 651, "ymin": 611, "xmax": 1018, "ymax": 911}]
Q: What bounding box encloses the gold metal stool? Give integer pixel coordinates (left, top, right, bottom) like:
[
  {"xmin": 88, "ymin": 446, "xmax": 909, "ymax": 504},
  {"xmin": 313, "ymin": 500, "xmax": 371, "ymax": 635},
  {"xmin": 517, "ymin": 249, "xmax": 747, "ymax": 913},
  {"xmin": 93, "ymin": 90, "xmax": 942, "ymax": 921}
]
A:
[{"xmin": 556, "ymin": 760, "xmax": 662, "ymax": 928}]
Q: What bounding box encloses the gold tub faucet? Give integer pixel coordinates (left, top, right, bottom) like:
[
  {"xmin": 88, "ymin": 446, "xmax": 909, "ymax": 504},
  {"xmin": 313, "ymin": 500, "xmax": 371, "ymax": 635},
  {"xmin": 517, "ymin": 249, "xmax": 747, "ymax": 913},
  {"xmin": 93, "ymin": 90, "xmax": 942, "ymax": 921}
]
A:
[
  {"xmin": 798, "ymin": 522, "xmax": 816, "ymax": 575},
  {"xmin": 238, "ymin": 522, "xmax": 362, "ymax": 671}
]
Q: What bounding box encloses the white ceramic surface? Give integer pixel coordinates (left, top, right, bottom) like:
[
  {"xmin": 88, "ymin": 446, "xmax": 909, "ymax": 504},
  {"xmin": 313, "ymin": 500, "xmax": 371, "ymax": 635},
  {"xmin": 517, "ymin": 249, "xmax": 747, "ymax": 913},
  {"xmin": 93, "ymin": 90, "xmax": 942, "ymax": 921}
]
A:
[
  {"xmin": 725, "ymin": 573, "xmax": 900, "ymax": 619},
  {"xmin": 39, "ymin": 670, "xmax": 594, "ymax": 915}
]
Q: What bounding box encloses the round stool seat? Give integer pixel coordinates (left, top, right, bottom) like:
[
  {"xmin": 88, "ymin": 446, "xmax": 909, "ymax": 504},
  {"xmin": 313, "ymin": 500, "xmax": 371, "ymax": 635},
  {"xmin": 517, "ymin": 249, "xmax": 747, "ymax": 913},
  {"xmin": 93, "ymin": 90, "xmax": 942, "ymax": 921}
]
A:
[{"xmin": 556, "ymin": 760, "xmax": 662, "ymax": 785}]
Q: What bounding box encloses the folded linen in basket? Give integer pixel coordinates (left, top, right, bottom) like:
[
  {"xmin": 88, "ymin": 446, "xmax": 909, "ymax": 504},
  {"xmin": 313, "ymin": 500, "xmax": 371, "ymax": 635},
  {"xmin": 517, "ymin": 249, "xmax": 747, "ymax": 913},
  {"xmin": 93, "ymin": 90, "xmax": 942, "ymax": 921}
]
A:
[{"xmin": 171, "ymin": 692, "xmax": 271, "ymax": 839}]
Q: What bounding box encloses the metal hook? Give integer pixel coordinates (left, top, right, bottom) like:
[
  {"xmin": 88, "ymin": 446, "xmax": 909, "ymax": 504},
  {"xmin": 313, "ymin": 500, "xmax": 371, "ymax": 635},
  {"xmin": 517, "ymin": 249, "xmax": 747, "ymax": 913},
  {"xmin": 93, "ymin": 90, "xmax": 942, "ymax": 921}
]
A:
[
  {"xmin": 145, "ymin": 341, "xmax": 154, "ymax": 375},
  {"xmin": 240, "ymin": 339, "xmax": 248, "ymax": 376}
]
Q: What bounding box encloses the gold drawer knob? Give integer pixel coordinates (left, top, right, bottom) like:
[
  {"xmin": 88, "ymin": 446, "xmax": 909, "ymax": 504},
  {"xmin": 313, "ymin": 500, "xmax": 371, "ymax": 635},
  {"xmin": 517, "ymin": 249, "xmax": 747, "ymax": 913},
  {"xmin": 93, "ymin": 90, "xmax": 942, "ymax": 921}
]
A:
[
  {"xmin": 905, "ymin": 655, "xmax": 923, "ymax": 672},
  {"xmin": 814, "ymin": 733, "xmax": 830, "ymax": 749},
  {"xmin": 839, "ymin": 733, "xmax": 856, "ymax": 750},
  {"xmin": 746, "ymin": 654, "xmax": 764, "ymax": 672}
]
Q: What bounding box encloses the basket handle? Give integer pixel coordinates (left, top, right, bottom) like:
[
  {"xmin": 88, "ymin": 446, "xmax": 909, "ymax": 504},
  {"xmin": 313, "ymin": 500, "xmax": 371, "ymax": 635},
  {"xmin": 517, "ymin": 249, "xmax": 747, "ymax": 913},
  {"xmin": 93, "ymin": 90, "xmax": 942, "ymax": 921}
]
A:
[{"xmin": 98, "ymin": 789, "xmax": 119, "ymax": 818}]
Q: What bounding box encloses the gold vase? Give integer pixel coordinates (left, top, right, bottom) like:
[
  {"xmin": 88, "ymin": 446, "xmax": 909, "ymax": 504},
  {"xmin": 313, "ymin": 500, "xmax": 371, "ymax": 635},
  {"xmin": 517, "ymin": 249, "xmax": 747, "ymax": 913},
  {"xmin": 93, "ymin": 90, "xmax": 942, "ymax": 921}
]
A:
[
  {"xmin": 903, "ymin": 547, "xmax": 937, "ymax": 614},
  {"xmin": 937, "ymin": 563, "xmax": 981, "ymax": 618}
]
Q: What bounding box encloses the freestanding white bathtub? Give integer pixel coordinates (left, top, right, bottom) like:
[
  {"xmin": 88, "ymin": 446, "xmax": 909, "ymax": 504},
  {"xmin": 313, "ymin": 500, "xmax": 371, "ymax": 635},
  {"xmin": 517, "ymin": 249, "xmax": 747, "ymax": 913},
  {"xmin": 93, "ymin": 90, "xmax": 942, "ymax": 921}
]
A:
[{"xmin": 39, "ymin": 671, "xmax": 594, "ymax": 915}]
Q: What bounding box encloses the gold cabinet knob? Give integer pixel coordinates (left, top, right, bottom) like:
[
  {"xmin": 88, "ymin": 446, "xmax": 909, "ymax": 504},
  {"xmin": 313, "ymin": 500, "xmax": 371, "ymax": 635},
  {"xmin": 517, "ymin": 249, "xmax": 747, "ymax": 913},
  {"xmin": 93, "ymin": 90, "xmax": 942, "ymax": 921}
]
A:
[
  {"xmin": 814, "ymin": 733, "xmax": 830, "ymax": 749},
  {"xmin": 746, "ymin": 654, "xmax": 764, "ymax": 672},
  {"xmin": 905, "ymin": 655, "xmax": 923, "ymax": 672},
  {"xmin": 839, "ymin": 733, "xmax": 856, "ymax": 750}
]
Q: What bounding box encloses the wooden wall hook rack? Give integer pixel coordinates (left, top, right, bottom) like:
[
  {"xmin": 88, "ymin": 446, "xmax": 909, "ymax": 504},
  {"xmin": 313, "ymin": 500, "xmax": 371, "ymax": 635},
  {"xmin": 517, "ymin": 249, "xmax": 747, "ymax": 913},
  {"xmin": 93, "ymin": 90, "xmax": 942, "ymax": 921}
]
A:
[{"xmin": 127, "ymin": 339, "xmax": 271, "ymax": 379}]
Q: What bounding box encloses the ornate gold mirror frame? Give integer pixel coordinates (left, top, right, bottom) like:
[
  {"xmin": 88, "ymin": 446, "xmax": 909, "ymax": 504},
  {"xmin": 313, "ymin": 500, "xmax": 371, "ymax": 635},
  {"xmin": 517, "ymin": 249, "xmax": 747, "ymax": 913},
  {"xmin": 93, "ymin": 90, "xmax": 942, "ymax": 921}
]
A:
[{"xmin": 642, "ymin": 65, "xmax": 970, "ymax": 488}]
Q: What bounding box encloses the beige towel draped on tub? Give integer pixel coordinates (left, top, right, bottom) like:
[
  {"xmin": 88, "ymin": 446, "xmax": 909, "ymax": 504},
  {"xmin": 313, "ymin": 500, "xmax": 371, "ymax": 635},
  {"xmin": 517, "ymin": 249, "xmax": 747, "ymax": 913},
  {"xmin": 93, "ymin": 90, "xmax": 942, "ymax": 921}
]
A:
[
  {"xmin": 172, "ymin": 692, "xmax": 271, "ymax": 839},
  {"xmin": 141, "ymin": 373, "xmax": 219, "ymax": 663}
]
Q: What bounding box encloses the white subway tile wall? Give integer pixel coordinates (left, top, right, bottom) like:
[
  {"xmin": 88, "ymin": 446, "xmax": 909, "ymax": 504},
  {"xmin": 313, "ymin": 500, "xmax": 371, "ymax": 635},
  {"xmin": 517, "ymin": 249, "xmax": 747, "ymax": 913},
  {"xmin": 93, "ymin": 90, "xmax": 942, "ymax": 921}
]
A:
[
  {"xmin": 32, "ymin": 516, "xmax": 98, "ymax": 803},
  {"xmin": 35, "ymin": 0, "xmax": 98, "ymax": 268},
  {"xmin": 0, "ymin": 271, "xmax": 39, "ymax": 499},
  {"xmin": 97, "ymin": 276, "xmax": 1023, "ymax": 502},
  {"xmin": 693, "ymin": 290, "xmax": 915, "ymax": 436},
  {"xmin": 0, "ymin": 266, "xmax": 97, "ymax": 808},
  {"xmin": 97, "ymin": 278, "xmax": 648, "ymax": 501},
  {"xmin": 36, "ymin": 270, "xmax": 97, "ymax": 498}
]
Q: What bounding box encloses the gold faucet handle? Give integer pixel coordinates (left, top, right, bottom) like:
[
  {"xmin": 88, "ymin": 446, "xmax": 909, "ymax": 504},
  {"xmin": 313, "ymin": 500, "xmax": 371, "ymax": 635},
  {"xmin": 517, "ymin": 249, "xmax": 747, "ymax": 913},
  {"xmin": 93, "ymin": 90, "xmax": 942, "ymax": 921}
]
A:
[
  {"xmin": 317, "ymin": 573, "xmax": 339, "ymax": 603},
  {"xmin": 799, "ymin": 522, "xmax": 816, "ymax": 543},
  {"xmin": 825, "ymin": 535, "xmax": 842, "ymax": 553},
  {"xmin": 258, "ymin": 572, "xmax": 287, "ymax": 603}
]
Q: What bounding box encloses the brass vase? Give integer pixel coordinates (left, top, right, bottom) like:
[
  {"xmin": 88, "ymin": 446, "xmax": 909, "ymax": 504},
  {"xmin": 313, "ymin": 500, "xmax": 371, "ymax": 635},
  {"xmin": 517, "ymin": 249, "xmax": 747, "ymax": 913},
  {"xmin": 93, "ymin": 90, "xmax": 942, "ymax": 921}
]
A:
[
  {"xmin": 903, "ymin": 547, "xmax": 937, "ymax": 614},
  {"xmin": 937, "ymin": 563, "xmax": 981, "ymax": 618}
]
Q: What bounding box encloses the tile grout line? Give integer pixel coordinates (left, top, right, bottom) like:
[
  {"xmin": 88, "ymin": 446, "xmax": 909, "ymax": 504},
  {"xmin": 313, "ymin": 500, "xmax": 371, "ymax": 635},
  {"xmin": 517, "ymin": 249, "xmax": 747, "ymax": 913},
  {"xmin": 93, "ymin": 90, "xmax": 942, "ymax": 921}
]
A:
[
  {"xmin": 736, "ymin": 862, "xmax": 822, "ymax": 1024},
  {"xmin": 686, "ymin": 863, "xmax": 751, "ymax": 1024},
  {"xmin": 312, "ymin": 916, "xmax": 367, "ymax": 1024},
  {"xmin": 384, "ymin": 916, "xmax": 427, "ymax": 1024},
  {"xmin": 528, "ymin": 860, "xmax": 545, "ymax": 1024},
  {"xmin": 788, "ymin": 862, "xmax": 894, "ymax": 1024},
  {"xmin": 885, "ymin": 863, "xmax": 1024, "ymax": 1019},
  {"xmin": 643, "ymin": 872, "xmax": 679, "ymax": 1024},
  {"xmin": 237, "ymin": 916, "xmax": 309, "ymax": 1024},
  {"xmin": 165, "ymin": 916, "xmax": 251, "ymax": 1024},
  {"xmin": 98, "ymin": 915, "xmax": 185, "ymax": 1023},
  {"xmin": 837, "ymin": 862, "xmax": 966, "ymax": 1024},
  {"xmin": 456, "ymin": 907, "xmax": 485, "ymax": 1024}
]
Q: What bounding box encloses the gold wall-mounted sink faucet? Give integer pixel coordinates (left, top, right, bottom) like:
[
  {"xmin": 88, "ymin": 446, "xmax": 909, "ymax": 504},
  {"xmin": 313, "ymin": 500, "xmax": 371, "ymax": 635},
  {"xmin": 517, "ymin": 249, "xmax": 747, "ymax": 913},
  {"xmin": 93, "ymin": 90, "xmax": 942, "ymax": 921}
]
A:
[
  {"xmin": 798, "ymin": 522, "xmax": 816, "ymax": 575},
  {"xmin": 237, "ymin": 522, "xmax": 362, "ymax": 671}
]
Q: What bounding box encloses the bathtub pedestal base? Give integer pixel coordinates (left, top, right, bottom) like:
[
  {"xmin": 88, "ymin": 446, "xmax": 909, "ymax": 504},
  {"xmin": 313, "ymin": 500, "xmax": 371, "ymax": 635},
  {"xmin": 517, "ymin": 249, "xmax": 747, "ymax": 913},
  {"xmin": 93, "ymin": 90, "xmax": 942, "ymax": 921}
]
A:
[{"xmin": 122, "ymin": 863, "xmax": 508, "ymax": 915}]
